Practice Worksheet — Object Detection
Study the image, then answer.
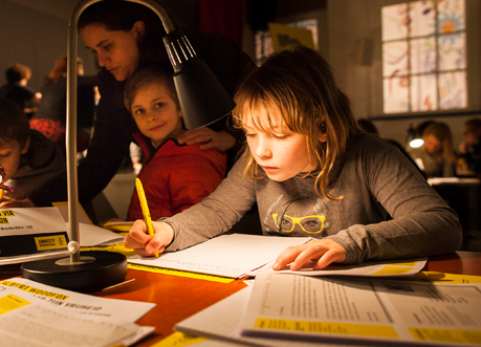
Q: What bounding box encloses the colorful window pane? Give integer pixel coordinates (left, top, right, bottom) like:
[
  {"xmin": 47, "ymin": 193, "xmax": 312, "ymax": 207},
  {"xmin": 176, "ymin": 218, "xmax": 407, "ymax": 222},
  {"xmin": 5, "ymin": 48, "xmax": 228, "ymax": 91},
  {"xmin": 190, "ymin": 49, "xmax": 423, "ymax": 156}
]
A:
[
  {"xmin": 410, "ymin": 37, "xmax": 435, "ymax": 74},
  {"xmin": 384, "ymin": 77, "xmax": 409, "ymax": 113},
  {"xmin": 383, "ymin": 41, "xmax": 409, "ymax": 77},
  {"xmin": 411, "ymin": 74, "xmax": 437, "ymax": 111},
  {"xmin": 438, "ymin": 0, "xmax": 465, "ymax": 33},
  {"xmin": 382, "ymin": 3, "xmax": 408, "ymax": 41},
  {"xmin": 409, "ymin": 0, "xmax": 435, "ymax": 37},
  {"xmin": 438, "ymin": 33, "xmax": 466, "ymax": 71},
  {"xmin": 438, "ymin": 71, "xmax": 467, "ymax": 109}
]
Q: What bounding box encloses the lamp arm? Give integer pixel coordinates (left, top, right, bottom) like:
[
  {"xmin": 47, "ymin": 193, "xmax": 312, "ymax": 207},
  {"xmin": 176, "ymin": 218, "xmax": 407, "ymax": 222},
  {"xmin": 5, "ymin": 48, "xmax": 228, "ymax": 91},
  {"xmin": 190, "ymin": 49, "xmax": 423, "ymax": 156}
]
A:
[
  {"xmin": 66, "ymin": 0, "xmax": 175, "ymax": 263},
  {"xmin": 0, "ymin": 241, "xmax": 80, "ymax": 266}
]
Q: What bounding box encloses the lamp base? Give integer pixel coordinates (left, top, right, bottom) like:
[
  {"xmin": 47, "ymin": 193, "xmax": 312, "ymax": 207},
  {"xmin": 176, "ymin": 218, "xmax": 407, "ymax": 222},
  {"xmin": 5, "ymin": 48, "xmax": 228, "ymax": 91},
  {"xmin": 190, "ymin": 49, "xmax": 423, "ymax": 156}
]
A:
[{"xmin": 21, "ymin": 251, "xmax": 127, "ymax": 293}]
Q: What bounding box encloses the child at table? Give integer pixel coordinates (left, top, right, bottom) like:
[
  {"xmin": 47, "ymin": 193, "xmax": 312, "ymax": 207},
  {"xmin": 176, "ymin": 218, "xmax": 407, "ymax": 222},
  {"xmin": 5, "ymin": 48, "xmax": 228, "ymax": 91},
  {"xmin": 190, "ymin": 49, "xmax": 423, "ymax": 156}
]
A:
[
  {"xmin": 0, "ymin": 97, "xmax": 65, "ymax": 207},
  {"xmin": 125, "ymin": 47, "xmax": 462, "ymax": 270},
  {"xmin": 124, "ymin": 64, "xmax": 226, "ymax": 221}
]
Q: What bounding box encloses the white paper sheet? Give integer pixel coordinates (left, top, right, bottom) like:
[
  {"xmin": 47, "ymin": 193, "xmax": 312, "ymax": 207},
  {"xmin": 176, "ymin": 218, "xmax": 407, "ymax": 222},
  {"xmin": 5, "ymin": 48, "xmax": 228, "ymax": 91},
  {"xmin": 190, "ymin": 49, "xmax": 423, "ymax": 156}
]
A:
[
  {"xmin": 0, "ymin": 285, "xmax": 154, "ymax": 347},
  {"xmin": 77, "ymin": 222, "xmax": 125, "ymax": 246},
  {"xmin": 128, "ymin": 234, "xmax": 312, "ymax": 278},
  {"xmin": 0, "ymin": 278, "xmax": 155, "ymax": 322},
  {"xmin": 0, "ymin": 207, "xmax": 66, "ymax": 236},
  {"xmin": 53, "ymin": 202, "xmax": 125, "ymax": 246}
]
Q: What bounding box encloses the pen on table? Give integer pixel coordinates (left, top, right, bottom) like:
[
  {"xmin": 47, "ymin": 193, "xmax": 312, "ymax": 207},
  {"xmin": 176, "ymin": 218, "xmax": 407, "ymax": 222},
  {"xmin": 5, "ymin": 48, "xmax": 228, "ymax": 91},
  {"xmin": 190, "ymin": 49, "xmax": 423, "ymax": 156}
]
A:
[{"xmin": 135, "ymin": 177, "xmax": 159, "ymax": 257}]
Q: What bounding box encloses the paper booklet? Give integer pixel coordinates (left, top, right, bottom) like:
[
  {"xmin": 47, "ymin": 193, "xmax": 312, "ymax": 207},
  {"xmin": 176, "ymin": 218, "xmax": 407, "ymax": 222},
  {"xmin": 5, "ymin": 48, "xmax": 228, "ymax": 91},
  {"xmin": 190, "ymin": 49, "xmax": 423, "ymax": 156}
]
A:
[
  {"xmin": 0, "ymin": 278, "xmax": 155, "ymax": 347},
  {"xmin": 128, "ymin": 233, "xmax": 313, "ymax": 279},
  {"xmin": 238, "ymin": 273, "xmax": 481, "ymax": 346}
]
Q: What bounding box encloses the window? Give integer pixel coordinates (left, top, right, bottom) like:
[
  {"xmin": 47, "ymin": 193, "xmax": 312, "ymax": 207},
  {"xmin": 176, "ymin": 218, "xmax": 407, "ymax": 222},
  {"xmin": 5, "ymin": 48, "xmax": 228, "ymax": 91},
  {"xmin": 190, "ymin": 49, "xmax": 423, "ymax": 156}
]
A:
[{"xmin": 382, "ymin": 0, "xmax": 466, "ymax": 114}]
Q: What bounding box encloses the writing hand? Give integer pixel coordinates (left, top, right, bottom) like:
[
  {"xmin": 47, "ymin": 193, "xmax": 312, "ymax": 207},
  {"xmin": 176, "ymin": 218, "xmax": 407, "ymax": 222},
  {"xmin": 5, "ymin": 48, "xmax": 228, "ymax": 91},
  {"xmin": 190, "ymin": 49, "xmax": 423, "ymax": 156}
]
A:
[
  {"xmin": 177, "ymin": 129, "xmax": 235, "ymax": 152},
  {"xmin": 124, "ymin": 220, "xmax": 174, "ymax": 257},
  {"xmin": 273, "ymin": 239, "xmax": 346, "ymax": 271}
]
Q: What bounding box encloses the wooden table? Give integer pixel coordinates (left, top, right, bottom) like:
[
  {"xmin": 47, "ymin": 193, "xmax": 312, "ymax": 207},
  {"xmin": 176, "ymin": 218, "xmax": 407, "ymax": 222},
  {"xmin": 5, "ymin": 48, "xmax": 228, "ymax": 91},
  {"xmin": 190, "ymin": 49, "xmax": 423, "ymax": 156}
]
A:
[{"xmin": 89, "ymin": 250, "xmax": 481, "ymax": 347}]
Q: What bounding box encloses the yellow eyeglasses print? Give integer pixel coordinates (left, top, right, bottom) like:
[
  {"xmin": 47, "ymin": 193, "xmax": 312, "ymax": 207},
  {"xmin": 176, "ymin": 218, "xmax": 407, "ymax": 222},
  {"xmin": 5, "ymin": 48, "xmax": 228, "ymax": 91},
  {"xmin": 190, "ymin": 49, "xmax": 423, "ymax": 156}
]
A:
[{"xmin": 272, "ymin": 213, "xmax": 325, "ymax": 234}]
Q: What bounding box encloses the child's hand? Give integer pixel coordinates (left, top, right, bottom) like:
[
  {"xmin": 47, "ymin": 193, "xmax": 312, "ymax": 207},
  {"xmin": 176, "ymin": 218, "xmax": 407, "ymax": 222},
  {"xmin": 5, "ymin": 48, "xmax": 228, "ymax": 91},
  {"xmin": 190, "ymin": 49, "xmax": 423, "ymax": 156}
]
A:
[
  {"xmin": 273, "ymin": 239, "xmax": 346, "ymax": 271},
  {"xmin": 177, "ymin": 129, "xmax": 235, "ymax": 152},
  {"xmin": 124, "ymin": 220, "xmax": 174, "ymax": 257}
]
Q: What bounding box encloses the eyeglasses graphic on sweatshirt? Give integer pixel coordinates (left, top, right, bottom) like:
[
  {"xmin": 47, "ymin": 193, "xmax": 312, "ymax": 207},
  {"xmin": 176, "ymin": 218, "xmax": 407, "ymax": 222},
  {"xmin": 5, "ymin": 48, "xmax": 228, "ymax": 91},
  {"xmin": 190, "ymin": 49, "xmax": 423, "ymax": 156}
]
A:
[{"xmin": 272, "ymin": 213, "xmax": 325, "ymax": 234}]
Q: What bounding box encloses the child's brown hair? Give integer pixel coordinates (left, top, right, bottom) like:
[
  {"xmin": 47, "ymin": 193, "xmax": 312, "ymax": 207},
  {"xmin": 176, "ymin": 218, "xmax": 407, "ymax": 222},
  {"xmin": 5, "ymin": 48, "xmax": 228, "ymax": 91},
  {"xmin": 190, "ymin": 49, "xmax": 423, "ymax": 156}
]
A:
[
  {"xmin": 0, "ymin": 97, "xmax": 30, "ymax": 147},
  {"xmin": 124, "ymin": 64, "xmax": 179, "ymax": 113}
]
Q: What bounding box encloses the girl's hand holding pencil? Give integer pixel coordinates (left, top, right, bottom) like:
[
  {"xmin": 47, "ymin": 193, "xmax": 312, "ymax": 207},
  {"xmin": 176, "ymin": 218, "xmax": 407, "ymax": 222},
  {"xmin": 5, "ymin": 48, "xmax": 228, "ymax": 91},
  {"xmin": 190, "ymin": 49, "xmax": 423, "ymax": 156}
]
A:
[{"xmin": 124, "ymin": 219, "xmax": 174, "ymax": 257}]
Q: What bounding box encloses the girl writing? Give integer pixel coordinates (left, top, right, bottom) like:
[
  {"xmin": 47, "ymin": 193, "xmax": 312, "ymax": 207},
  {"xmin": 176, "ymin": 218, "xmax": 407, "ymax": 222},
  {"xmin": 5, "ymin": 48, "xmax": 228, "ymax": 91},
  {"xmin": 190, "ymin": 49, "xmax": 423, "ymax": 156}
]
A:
[{"xmin": 125, "ymin": 46, "xmax": 461, "ymax": 270}]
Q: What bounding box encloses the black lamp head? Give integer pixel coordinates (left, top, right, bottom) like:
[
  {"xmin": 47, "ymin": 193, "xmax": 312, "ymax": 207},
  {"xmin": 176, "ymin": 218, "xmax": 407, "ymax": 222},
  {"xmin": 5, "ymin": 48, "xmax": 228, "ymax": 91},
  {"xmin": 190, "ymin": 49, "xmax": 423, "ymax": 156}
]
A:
[{"xmin": 163, "ymin": 29, "xmax": 236, "ymax": 129}]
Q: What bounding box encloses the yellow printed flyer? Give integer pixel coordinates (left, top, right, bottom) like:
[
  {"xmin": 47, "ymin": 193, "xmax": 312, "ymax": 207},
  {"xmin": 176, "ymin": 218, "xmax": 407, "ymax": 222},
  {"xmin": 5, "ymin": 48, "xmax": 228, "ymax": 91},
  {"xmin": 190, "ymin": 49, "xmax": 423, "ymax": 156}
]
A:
[
  {"xmin": 240, "ymin": 273, "xmax": 481, "ymax": 346},
  {"xmin": 0, "ymin": 207, "xmax": 66, "ymax": 236},
  {"xmin": 0, "ymin": 207, "xmax": 68, "ymax": 258},
  {"xmin": 0, "ymin": 278, "xmax": 155, "ymax": 346}
]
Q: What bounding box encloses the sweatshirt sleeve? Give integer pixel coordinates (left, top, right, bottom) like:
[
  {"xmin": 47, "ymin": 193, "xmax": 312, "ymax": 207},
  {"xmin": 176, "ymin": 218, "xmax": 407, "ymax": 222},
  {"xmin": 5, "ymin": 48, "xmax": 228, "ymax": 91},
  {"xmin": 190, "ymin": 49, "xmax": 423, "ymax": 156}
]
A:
[
  {"xmin": 163, "ymin": 155, "xmax": 257, "ymax": 251},
  {"xmin": 328, "ymin": 145, "xmax": 462, "ymax": 264}
]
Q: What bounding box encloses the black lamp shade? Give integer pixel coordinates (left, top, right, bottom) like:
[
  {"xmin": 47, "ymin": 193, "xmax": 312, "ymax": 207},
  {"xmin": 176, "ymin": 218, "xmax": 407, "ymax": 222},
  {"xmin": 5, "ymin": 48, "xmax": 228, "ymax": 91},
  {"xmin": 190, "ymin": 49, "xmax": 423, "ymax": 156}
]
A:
[{"xmin": 163, "ymin": 30, "xmax": 236, "ymax": 129}]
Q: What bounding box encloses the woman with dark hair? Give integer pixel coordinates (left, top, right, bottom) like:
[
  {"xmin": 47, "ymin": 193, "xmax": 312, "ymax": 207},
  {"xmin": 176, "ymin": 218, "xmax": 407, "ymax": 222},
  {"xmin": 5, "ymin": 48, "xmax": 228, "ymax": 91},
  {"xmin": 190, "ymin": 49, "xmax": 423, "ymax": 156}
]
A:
[{"xmin": 23, "ymin": 0, "xmax": 253, "ymax": 208}]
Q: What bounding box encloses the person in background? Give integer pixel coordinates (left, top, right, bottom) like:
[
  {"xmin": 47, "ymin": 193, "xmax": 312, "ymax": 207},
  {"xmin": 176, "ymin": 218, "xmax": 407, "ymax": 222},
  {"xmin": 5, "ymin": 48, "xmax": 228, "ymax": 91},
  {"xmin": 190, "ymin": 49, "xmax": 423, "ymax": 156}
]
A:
[
  {"xmin": 0, "ymin": 98, "xmax": 65, "ymax": 207},
  {"xmin": 30, "ymin": 56, "xmax": 97, "ymax": 154},
  {"xmin": 357, "ymin": 118, "xmax": 426, "ymax": 179},
  {"xmin": 408, "ymin": 122, "xmax": 455, "ymax": 178},
  {"xmin": 20, "ymin": 0, "xmax": 253, "ymax": 210},
  {"xmin": 125, "ymin": 46, "xmax": 461, "ymax": 270},
  {"xmin": 124, "ymin": 64, "xmax": 226, "ymax": 221},
  {"xmin": 0, "ymin": 63, "xmax": 41, "ymax": 118},
  {"xmin": 458, "ymin": 118, "xmax": 481, "ymax": 176}
]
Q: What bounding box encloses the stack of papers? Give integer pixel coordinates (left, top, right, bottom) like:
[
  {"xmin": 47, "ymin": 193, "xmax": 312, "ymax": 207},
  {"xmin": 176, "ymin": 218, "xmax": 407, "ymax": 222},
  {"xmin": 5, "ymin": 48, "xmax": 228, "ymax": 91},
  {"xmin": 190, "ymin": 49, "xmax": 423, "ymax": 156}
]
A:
[
  {"xmin": 177, "ymin": 274, "xmax": 481, "ymax": 347},
  {"xmin": 0, "ymin": 278, "xmax": 155, "ymax": 347}
]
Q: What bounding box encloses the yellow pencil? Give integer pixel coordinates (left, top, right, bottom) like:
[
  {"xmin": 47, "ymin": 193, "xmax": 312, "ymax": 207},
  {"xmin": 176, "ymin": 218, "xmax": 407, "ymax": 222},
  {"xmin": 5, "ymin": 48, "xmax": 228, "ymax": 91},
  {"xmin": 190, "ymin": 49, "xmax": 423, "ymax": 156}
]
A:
[
  {"xmin": 135, "ymin": 178, "xmax": 159, "ymax": 257},
  {"xmin": 0, "ymin": 189, "xmax": 3, "ymax": 201}
]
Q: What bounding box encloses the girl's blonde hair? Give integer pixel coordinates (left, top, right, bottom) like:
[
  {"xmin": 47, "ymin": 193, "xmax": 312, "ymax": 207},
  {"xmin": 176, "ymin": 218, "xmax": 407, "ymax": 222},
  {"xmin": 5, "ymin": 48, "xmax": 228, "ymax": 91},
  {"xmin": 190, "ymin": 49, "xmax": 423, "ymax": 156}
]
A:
[
  {"xmin": 232, "ymin": 46, "xmax": 359, "ymax": 200},
  {"xmin": 422, "ymin": 122, "xmax": 454, "ymax": 162}
]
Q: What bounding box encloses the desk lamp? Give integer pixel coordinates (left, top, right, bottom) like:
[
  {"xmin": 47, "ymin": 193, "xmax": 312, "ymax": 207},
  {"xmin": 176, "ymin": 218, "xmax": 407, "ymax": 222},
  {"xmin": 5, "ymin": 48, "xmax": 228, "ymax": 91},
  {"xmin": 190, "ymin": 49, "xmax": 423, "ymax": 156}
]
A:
[
  {"xmin": 406, "ymin": 123, "xmax": 424, "ymax": 149},
  {"xmin": 21, "ymin": 0, "xmax": 235, "ymax": 292}
]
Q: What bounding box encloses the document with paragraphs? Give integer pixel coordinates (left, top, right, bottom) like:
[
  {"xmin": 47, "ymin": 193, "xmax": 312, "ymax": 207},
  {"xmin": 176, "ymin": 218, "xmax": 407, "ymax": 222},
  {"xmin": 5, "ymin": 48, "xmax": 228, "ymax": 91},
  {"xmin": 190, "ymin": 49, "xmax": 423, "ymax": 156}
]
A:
[
  {"xmin": 0, "ymin": 278, "xmax": 155, "ymax": 346},
  {"xmin": 239, "ymin": 273, "xmax": 481, "ymax": 346}
]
